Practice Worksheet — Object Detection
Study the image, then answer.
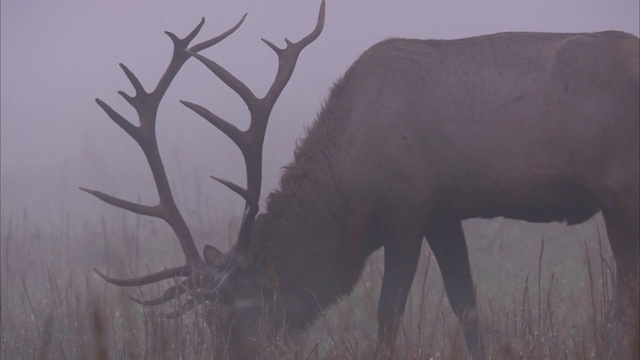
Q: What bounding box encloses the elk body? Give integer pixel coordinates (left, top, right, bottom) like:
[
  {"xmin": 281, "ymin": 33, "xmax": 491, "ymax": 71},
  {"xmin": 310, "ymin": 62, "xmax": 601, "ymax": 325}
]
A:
[{"xmin": 85, "ymin": 2, "xmax": 639, "ymax": 359}]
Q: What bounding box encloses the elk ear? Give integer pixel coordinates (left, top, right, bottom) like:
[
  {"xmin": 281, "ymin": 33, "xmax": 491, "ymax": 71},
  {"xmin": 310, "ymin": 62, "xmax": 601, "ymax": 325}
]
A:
[{"xmin": 203, "ymin": 245, "xmax": 226, "ymax": 269}]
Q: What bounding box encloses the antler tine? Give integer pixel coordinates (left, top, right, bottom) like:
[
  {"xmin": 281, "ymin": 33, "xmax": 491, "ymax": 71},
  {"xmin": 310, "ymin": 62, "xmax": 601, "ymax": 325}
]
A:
[
  {"xmin": 155, "ymin": 14, "xmax": 247, "ymax": 101},
  {"xmin": 94, "ymin": 266, "xmax": 190, "ymax": 287},
  {"xmin": 128, "ymin": 278, "xmax": 190, "ymax": 306},
  {"xmin": 79, "ymin": 187, "xmax": 162, "ymax": 218},
  {"xmin": 235, "ymin": 0, "xmax": 326, "ymax": 253},
  {"xmin": 210, "ymin": 176, "xmax": 254, "ymax": 205},
  {"xmin": 183, "ymin": 1, "xmax": 325, "ymax": 257},
  {"xmin": 261, "ymin": 0, "xmax": 325, "ymax": 107},
  {"xmin": 190, "ymin": 14, "xmax": 247, "ymax": 53},
  {"xmin": 88, "ymin": 15, "xmax": 247, "ymax": 285}
]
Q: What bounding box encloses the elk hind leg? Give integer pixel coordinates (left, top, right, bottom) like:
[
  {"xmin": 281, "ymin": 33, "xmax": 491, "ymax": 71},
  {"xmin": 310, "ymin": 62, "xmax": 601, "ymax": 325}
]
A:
[
  {"xmin": 424, "ymin": 215, "xmax": 483, "ymax": 359},
  {"xmin": 602, "ymin": 207, "xmax": 639, "ymax": 358}
]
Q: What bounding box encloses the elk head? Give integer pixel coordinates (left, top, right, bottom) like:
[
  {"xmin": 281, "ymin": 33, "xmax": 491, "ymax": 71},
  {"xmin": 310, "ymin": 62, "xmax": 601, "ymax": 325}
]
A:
[{"xmin": 82, "ymin": 1, "xmax": 324, "ymax": 356}]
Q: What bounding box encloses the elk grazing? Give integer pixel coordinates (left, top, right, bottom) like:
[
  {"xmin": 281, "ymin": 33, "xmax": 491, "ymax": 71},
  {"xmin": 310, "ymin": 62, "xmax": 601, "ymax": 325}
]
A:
[{"xmin": 83, "ymin": 1, "xmax": 639, "ymax": 358}]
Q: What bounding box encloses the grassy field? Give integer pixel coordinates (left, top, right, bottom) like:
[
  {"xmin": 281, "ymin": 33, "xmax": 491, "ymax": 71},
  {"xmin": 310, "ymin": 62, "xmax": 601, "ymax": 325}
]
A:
[{"xmin": 1, "ymin": 207, "xmax": 637, "ymax": 359}]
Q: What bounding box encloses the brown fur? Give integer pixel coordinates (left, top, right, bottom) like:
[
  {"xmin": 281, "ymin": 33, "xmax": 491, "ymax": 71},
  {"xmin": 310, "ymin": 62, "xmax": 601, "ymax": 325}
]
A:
[{"xmin": 217, "ymin": 31, "xmax": 639, "ymax": 359}]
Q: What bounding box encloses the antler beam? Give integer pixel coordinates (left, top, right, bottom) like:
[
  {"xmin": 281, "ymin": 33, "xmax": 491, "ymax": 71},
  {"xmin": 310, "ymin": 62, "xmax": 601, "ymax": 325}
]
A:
[
  {"xmin": 182, "ymin": 1, "xmax": 325, "ymax": 259},
  {"xmin": 85, "ymin": 1, "xmax": 324, "ymax": 310},
  {"xmin": 83, "ymin": 14, "xmax": 246, "ymax": 286}
]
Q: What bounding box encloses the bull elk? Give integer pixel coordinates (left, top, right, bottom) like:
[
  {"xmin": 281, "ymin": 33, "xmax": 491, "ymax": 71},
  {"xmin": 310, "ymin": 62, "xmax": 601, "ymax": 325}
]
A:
[{"xmin": 83, "ymin": 1, "xmax": 639, "ymax": 358}]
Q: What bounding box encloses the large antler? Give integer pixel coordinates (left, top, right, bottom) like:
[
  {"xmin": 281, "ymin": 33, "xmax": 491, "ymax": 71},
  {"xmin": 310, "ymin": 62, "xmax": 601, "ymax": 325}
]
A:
[
  {"xmin": 182, "ymin": 1, "xmax": 325, "ymax": 262},
  {"xmin": 82, "ymin": 16, "xmax": 247, "ymax": 287},
  {"xmin": 84, "ymin": 2, "xmax": 324, "ymax": 307}
]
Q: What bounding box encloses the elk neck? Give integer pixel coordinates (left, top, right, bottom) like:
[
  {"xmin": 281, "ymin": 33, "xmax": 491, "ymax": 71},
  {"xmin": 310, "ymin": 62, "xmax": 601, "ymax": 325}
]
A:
[{"xmin": 249, "ymin": 84, "xmax": 375, "ymax": 331}]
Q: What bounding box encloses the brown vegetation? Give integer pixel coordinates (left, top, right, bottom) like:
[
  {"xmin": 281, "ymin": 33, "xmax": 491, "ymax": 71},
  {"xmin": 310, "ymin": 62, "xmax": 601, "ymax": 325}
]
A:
[{"xmin": 2, "ymin": 209, "xmax": 637, "ymax": 359}]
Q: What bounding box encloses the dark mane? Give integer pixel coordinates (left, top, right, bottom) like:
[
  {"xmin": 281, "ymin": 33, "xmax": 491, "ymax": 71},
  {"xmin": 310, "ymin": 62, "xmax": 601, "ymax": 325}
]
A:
[{"xmin": 264, "ymin": 74, "xmax": 352, "ymax": 219}]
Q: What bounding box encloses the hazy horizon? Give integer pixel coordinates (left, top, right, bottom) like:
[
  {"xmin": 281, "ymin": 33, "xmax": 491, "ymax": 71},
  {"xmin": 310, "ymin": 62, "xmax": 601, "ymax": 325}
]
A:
[
  {"xmin": 2, "ymin": 0, "xmax": 638, "ymax": 224},
  {"xmin": 1, "ymin": 3, "xmax": 638, "ymax": 357}
]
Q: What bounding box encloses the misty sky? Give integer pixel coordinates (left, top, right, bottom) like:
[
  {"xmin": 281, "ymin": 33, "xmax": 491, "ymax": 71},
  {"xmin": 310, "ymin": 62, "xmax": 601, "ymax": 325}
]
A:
[{"xmin": 1, "ymin": 0, "xmax": 638, "ymax": 223}]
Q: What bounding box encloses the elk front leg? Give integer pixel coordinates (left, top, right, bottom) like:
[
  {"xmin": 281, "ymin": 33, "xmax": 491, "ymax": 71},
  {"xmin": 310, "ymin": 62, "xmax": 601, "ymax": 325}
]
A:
[
  {"xmin": 424, "ymin": 215, "xmax": 483, "ymax": 359},
  {"xmin": 376, "ymin": 232, "xmax": 423, "ymax": 358}
]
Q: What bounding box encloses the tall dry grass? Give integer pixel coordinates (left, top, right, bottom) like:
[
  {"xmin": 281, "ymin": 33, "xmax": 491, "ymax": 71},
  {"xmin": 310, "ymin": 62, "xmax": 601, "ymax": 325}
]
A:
[{"xmin": 1, "ymin": 207, "xmax": 637, "ymax": 359}]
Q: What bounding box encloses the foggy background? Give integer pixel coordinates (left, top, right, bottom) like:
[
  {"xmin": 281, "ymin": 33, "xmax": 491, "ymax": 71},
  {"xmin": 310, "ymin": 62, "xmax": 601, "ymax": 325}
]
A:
[
  {"xmin": 1, "ymin": 0, "xmax": 638, "ymax": 248},
  {"xmin": 2, "ymin": 3, "xmax": 638, "ymax": 357}
]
